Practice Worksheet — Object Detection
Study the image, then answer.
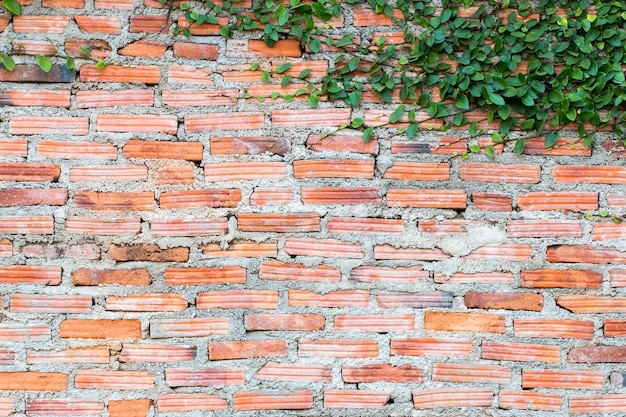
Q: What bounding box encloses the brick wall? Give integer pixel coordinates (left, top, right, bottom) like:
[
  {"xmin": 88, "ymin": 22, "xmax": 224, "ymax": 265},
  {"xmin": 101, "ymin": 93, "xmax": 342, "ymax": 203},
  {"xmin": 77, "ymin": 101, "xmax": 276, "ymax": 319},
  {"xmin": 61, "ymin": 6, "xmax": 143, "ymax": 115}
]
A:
[{"xmin": 1, "ymin": 0, "xmax": 626, "ymax": 415}]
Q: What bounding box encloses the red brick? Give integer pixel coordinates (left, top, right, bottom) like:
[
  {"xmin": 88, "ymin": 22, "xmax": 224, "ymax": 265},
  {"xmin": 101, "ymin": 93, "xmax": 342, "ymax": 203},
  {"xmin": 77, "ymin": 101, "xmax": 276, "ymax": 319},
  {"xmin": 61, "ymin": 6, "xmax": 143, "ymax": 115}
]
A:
[
  {"xmin": 176, "ymin": 16, "xmax": 227, "ymax": 35},
  {"xmin": 464, "ymin": 291, "xmax": 543, "ymax": 311},
  {"xmin": 521, "ymin": 269, "xmax": 602, "ymax": 288},
  {"xmin": 547, "ymin": 244, "xmax": 626, "ymax": 264},
  {"xmin": 164, "ymin": 266, "xmax": 246, "ymax": 285},
  {"xmin": 324, "ymin": 389, "xmax": 390, "ymax": 409},
  {"xmin": 364, "ymin": 109, "xmax": 444, "ymax": 129},
  {"xmin": 0, "ymin": 188, "xmax": 66, "ymax": 207},
  {"xmin": 210, "ymin": 136, "xmax": 290, "ymax": 155},
  {"xmin": 482, "ymin": 341, "xmax": 560, "ymax": 363},
  {"xmin": 391, "ymin": 137, "xmax": 466, "ymax": 155},
  {"xmin": 611, "ymin": 269, "xmax": 626, "ymax": 287},
  {"xmin": 272, "ymin": 109, "xmax": 351, "ymax": 127},
  {"xmin": 387, "ymin": 189, "xmax": 466, "ymax": 208},
  {"xmin": 186, "ymin": 112, "xmax": 264, "ymax": 131},
  {"xmin": 558, "ymin": 295, "xmax": 626, "ymax": 313},
  {"xmin": 499, "ymin": 391, "xmax": 562, "ymax": 411},
  {"xmin": 472, "ymin": 192, "xmax": 512, "ymax": 211},
  {"xmin": 608, "ymin": 193, "xmax": 626, "ymax": 209},
  {"xmin": 0, "ymin": 350, "xmax": 14, "ymax": 365},
  {"xmin": 97, "ymin": 114, "xmax": 177, "ymax": 134},
  {"xmin": 391, "ymin": 338, "xmax": 472, "ymax": 357},
  {"xmin": 425, "ymin": 312, "xmax": 505, "ymax": 333},
  {"xmin": 294, "ymin": 159, "xmax": 374, "ymax": 178},
  {"xmin": 255, "ymin": 363, "xmax": 331, "ymax": 383},
  {"xmin": 238, "ymin": 212, "xmax": 319, "ymax": 232},
  {"xmin": 464, "ymin": 243, "xmax": 532, "ymax": 261},
  {"xmin": 418, "ymin": 219, "xmax": 485, "ymax": 235},
  {"xmin": 66, "ymin": 217, "xmax": 140, "ymax": 235},
  {"xmin": 523, "ymin": 136, "xmax": 590, "ymax": 156},
  {"xmin": 197, "ymin": 290, "xmax": 278, "ymax": 309},
  {"xmin": 353, "ymin": 8, "xmax": 403, "ymax": 25},
  {"xmin": 518, "ymin": 191, "xmax": 598, "ymax": 210},
  {"xmin": 0, "ymin": 240, "xmax": 11, "ymax": 257},
  {"xmin": 120, "ymin": 344, "xmax": 195, "ymax": 363},
  {"xmin": 201, "ymin": 240, "xmax": 277, "ymax": 258},
  {"xmin": 157, "ymin": 393, "xmax": 228, "ymax": 412},
  {"xmin": 377, "ymin": 292, "xmax": 452, "ymax": 308},
  {"xmin": 109, "ymin": 244, "xmax": 188, "ymax": 262},
  {"xmin": 75, "ymin": 15, "xmax": 120, "ymax": 33},
  {"xmin": 285, "ymin": 237, "xmax": 363, "ymax": 258},
  {"xmin": 150, "ymin": 217, "xmax": 227, "ymax": 236},
  {"xmin": 460, "ymin": 163, "xmax": 540, "ymax": 183},
  {"xmin": 11, "ymin": 294, "xmax": 91, "ymax": 313},
  {"xmin": 569, "ymin": 346, "xmax": 626, "ymax": 363},
  {"xmin": 301, "ymin": 186, "xmax": 381, "ymax": 204},
  {"xmin": 0, "ymin": 372, "xmax": 67, "ymax": 391},
  {"xmin": 165, "ymin": 368, "xmax": 244, "ymax": 387},
  {"xmin": 22, "ymin": 243, "xmax": 100, "ymax": 259},
  {"xmin": 260, "ymin": 261, "xmax": 339, "ymax": 282},
  {"xmin": 570, "ymin": 394, "xmax": 626, "ymax": 414},
  {"xmin": 328, "ymin": 217, "xmax": 404, "ymax": 235},
  {"xmin": 514, "ymin": 319, "xmax": 594, "ymax": 339},
  {"xmin": 80, "ymin": 64, "xmax": 160, "ymax": 84},
  {"xmin": 247, "ymin": 39, "xmax": 301, "ymax": 57},
  {"xmin": 27, "ymin": 347, "xmax": 109, "ymax": 364},
  {"xmin": 59, "ymin": 319, "xmax": 141, "ymax": 338},
  {"xmin": 13, "ymin": 16, "xmax": 70, "ymax": 33},
  {"xmin": 553, "ymin": 165, "xmax": 626, "ymax": 184},
  {"xmin": 523, "ymin": 369, "xmax": 603, "ymax": 389},
  {"xmin": 373, "ymin": 244, "xmax": 449, "ymax": 261},
  {"xmin": 123, "ymin": 140, "xmax": 203, "ymax": 161},
  {"xmin": 307, "ymin": 134, "xmax": 377, "ymax": 154},
  {"xmin": 43, "ymin": 0, "xmax": 84, "ymax": 6},
  {"xmin": 155, "ymin": 164, "xmax": 195, "ymax": 184},
  {"xmin": 350, "ymin": 265, "xmax": 428, "ymax": 283},
  {"xmin": 433, "ymin": 363, "xmax": 511, "ymax": 384},
  {"xmin": 73, "ymin": 191, "xmax": 154, "ymax": 211},
  {"xmin": 160, "ymin": 189, "xmax": 241, "ymax": 209},
  {"xmin": 65, "ymin": 38, "xmax": 111, "ymax": 59},
  {"xmin": 12, "ymin": 39, "xmax": 60, "ymax": 56},
  {"xmin": 75, "ymin": 370, "xmax": 154, "ymax": 389},
  {"xmin": 507, "ymin": 219, "xmax": 582, "ymax": 238},
  {"xmin": 288, "ymin": 289, "xmax": 369, "ymax": 307},
  {"xmin": 234, "ymin": 391, "xmax": 312, "ymax": 411},
  {"xmin": 593, "ymin": 222, "xmax": 626, "ymax": 240},
  {"xmin": 106, "ymin": 294, "xmax": 188, "ymax": 312},
  {"xmin": 0, "ymin": 63, "xmax": 75, "ymax": 83},
  {"xmin": 26, "ymin": 399, "xmax": 102, "ymax": 416},
  {"xmin": 342, "ymin": 364, "xmax": 423, "ymax": 383},
  {"xmin": 108, "ymin": 399, "xmax": 151, "ymax": 417},
  {"xmin": 246, "ymin": 83, "xmax": 322, "ymax": 103},
  {"xmin": 384, "ymin": 162, "xmax": 450, "ymax": 180},
  {"xmin": 245, "ymin": 314, "xmax": 324, "ymax": 331},
  {"xmin": 37, "ymin": 140, "xmax": 116, "ymax": 159},
  {"xmin": 149, "ymin": 318, "xmax": 228, "ymax": 339},
  {"xmin": 298, "ymin": 339, "xmax": 378, "ymax": 357},
  {"xmin": 173, "ymin": 42, "xmax": 219, "ymax": 59},
  {"xmin": 250, "ymin": 188, "xmax": 293, "ymax": 205},
  {"xmin": 205, "ymin": 162, "xmax": 285, "ymax": 181},
  {"xmin": 72, "ymin": 269, "xmax": 151, "ymax": 286},
  {"xmin": 0, "ymin": 326, "xmax": 50, "ymax": 342},
  {"xmin": 129, "ymin": 15, "xmax": 168, "ymax": 33},
  {"xmin": 76, "ymin": 90, "xmax": 154, "ymax": 108},
  {"xmin": 162, "ymin": 89, "xmax": 237, "ymax": 106},
  {"xmin": 335, "ymin": 314, "xmax": 414, "ymax": 332},
  {"xmin": 168, "ymin": 65, "xmax": 213, "ymax": 84},
  {"xmin": 0, "ymin": 139, "xmax": 27, "ymax": 157},
  {"xmin": 70, "ymin": 165, "xmax": 147, "ymax": 182},
  {"xmin": 0, "ymin": 215, "xmax": 54, "ymax": 234},
  {"xmin": 10, "ymin": 116, "xmax": 88, "ymax": 135},
  {"xmin": 209, "ymin": 340, "xmax": 287, "ymax": 360},
  {"xmin": 605, "ymin": 319, "xmax": 626, "ymax": 336},
  {"xmin": 0, "ymin": 266, "xmax": 61, "ymax": 285},
  {"xmin": 0, "ymin": 89, "xmax": 70, "ymax": 107},
  {"xmin": 413, "ymin": 388, "xmax": 493, "ymax": 409},
  {"xmin": 118, "ymin": 40, "xmax": 167, "ymax": 57}
]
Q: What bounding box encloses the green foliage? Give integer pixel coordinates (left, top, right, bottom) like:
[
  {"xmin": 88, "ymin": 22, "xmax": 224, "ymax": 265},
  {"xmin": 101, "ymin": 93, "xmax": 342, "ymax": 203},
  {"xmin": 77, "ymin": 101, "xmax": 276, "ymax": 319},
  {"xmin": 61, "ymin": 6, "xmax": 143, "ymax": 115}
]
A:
[{"xmin": 2, "ymin": 0, "xmax": 20, "ymax": 15}]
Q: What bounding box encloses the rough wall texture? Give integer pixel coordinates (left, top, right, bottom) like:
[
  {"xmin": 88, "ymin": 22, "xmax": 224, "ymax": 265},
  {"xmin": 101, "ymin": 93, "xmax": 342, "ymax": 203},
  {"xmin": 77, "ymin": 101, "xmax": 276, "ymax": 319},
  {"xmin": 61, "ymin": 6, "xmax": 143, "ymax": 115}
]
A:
[{"xmin": 1, "ymin": 0, "xmax": 626, "ymax": 415}]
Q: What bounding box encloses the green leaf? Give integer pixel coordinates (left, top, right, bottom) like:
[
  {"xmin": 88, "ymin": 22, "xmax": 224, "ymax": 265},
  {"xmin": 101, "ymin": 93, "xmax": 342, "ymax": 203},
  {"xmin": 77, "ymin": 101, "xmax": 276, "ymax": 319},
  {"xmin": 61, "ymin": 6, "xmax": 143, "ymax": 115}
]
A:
[
  {"xmin": 250, "ymin": 62, "xmax": 260, "ymax": 71},
  {"xmin": 0, "ymin": 54, "xmax": 15, "ymax": 71},
  {"xmin": 261, "ymin": 70, "xmax": 270, "ymax": 84},
  {"xmin": 545, "ymin": 132, "xmax": 559, "ymax": 148},
  {"xmin": 407, "ymin": 123, "xmax": 419, "ymax": 138},
  {"xmin": 490, "ymin": 93, "xmax": 505, "ymax": 106},
  {"xmin": 363, "ymin": 127, "xmax": 374, "ymax": 142},
  {"xmin": 455, "ymin": 94, "xmax": 469, "ymax": 110},
  {"xmin": 469, "ymin": 121, "xmax": 478, "ymax": 137},
  {"xmin": 298, "ymin": 69, "xmax": 312, "ymax": 79},
  {"xmin": 276, "ymin": 63, "xmax": 292, "ymax": 74},
  {"xmin": 485, "ymin": 145, "xmax": 495, "ymax": 158},
  {"xmin": 79, "ymin": 46, "xmax": 91, "ymax": 58},
  {"xmin": 2, "ymin": 0, "xmax": 21, "ymax": 15},
  {"xmin": 280, "ymin": 74, "xmax": 292, "ymax": 88},
  {"xmin": 65, "ymin": 56, "xmax": 74, "ymax": 70},
  {"xmin": 514, "ymin": 138, "xmax": 526, "ymax": 154},
  {"xmin": 95, "ymin": 60, "xmax": 106, "ymax": 70},
  {"xmin": 309, "ymin": 38, "xmax": 321, "ymax": 53},
  {"xmin": 270, "ymin": 91, "xmax": 280, "ymax": 99},
  {"xmin": 307, "ymin": 93, "xmax": 319, "ymax": 108},
  {"xmin": 36, "ymin": 55, "xmax": 52, "ymax": 73},
  {"xmin": 389, "ymin": 106, "xmax": 404, "ymax": 124},
  {"xmin": 498, "ymin": 104, "xmax": 510, "ymax": 120},
  {"xmin": 351, "ymin": 117, "xmax": 364, "ymax": 128}
]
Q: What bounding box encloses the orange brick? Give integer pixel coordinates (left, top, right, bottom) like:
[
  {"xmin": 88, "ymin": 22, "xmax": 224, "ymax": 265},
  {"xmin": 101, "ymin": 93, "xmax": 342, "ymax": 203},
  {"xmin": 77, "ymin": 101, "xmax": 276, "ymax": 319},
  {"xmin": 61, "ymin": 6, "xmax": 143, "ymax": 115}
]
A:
[
  {"xmin": 150, "ymin": 318, "xmax": 229, "ymax": 338},
  {"xmin": 608, "ymin": 193, "xmax": 626, "ymax": 209},
  {"xmin": 384, "ymin": 162, "xmax": 450, "ymax": 180},
  {"xmin": 245, "ymin": 83, "xmax": 322, "ymax": 103},
  {"xmin": 187, "ymin": 112, "xmax": 264, "ymax": 131},
  {"xmin": 593, "ymin": 222, "xmax": 626, "ymax": 240},
  {"xmin": 209, "ymin": 340, "xmax": 287, "ymax": 360},
  {"xmin": 65, "ymin": 38, "xmax": 112, "ymax": 59},
  {"xmin": 106, "ymin": 294, "xmax": 188, "ymax": 312},
  {"xmin": 205, "ymin": 162, "xmax": 286, "ymax": 181},
  {"xmin": 611, "ymin": 269, "xmax": 626, "ymax": 287},
  {"xmin": 364, "ymin": 109, "xmax": 443, "ymax": 129},
  {"xmin": 328, "ymin": 217, "xmax": 404, "ymax": 235},
  {"xmin": 472, "ymin": 192, "xmax": 512, "ymax": 211},
  {"xmin": 557, "ymin": 295, "xmax": 626, "ymax": 313},
  {"xmin": 201, "ymin": 240, "xmax": 277, "ymax": 258},
  {"xmin": 168, "ymin": 65, "xmax": 213, "ymax": 84},
  {"xmin": 391, "ymin": 338, "xmax": 472, "ymax": 357},
  {"xmin": 335, "ymin": 314, "xmax": 414, "ymax": 332},
  {"xmin": 298, "ymin": 339, "xmax": 378, "ymax": 358},
  {"xmin": 0, "ymin": 89, "xmax": 70, "ymax": 107},
  {"xmin": 273, "ymin": 109, "xmax": 351, "ymax": 127},
  {"xmin": 250, "ymin": 188, "xmax": 294, "ymax": 205},
  {"xmin": 10, "ymin": 116, "xmax": 88, "ymax": 135},
  {"xmin": 0, "ymin": 372, "xmax": 67, "ymax": 391},
  {"xmin": 413, "ymin": 388, "xmax": 493, "ymax": 409},
  {"xmin": 166, "ymin": 368, "xmax": 245, "ymax": 387},
  {"xmin": 464, "ymin": 291, "xmax": 543, "ymax": 311},
  {"xmin": 76, "ymin": 90, "xmax": 154, "ymax": 108},
  {"xmin": 285, "ymin": 237, "xmax": 363, "ymax": 258},
  {"xmin": 518, "ymin": 192, "xmax": 598, "ymax": 211},
  {"xmin": 324, "ymin": 389, "xmax": 390, "ymax": 409},
  {"xmin": 0, "ymin": 163, "xmax": 60, "ymax": 181},
  {"xmin": 521, "ymin": 269, "xmax": 602, "ymax": 288},
  {"xmin": 129, "ymin": 15, "xmax": 168, "ymax": 33},
  {"xmin": 155, "ymin": 164, "xmax": 195, "ymax": 184},
  {"xmin": 0, "ymin": 350, "xmax": 13, "ymax": 365},
  {"xmin": 157, "ymin": 393, "xmax": 227, "ymax": 412},
  {"xmin": 245, "ymin": 314, "xmax": 325, "ymax": 331},
  {"xmin": 43, "ymin": 0, "xmax": 84, "ymax": 6},
  {"xmin": 507, "ymin": 219, "xmax": 582, "ymax": 237},
  {"xmin": 391, "ymin": 137, "xmax": 466, "ymax": 155},
  {"xmin": 255, "ymin": 363, "xmax": 331, "ymax": 383},
  {"xmin": 377, "ymin": 292, "xmax": 452, "ymax": 308},
  {"xmin": 433, "ymin": 363, "xmax": 511, "ymax": 384},
  {"xmin": 150, "ymin": 218, "xmax": 228, "ymax": 236},
  {"xmin": 0, "ymin": 215, "xmax": 54, "ymax": 234},
  {"xmin": 547, "ymin": 244, "xmax": 626, "ymax": 264},
  {"xmin": 164, "ymin": 266, "xmax": 245, "ymax": 285},
  {"xmin": 238, "ymin": 212, "xmax": 320, "ymax": 232},
  {"xmin": 108, "ymin": 399, "xmax": 151, "ymax": 417},
  {"xmin": 553, "ymin": 165, "xmax": 626, "ymax": 184},
  {"xmin": 0, "ymin": 138, "xmax": 27, "ymax": 157},
  {"xmin": 353, "ymin": 8, "xmax": 403, "ymax": 26},
  {"xmin": 460, "ymin": 163, "xmax": 541, "ymax": 183},
  {"xmin": 373, "ymin": 244, "xmax": 449, "ymax": 261},
  {"xmin": 60, "ymin": 319, "xmax": 141, "ymax": 338},
  {"xmin": 162, "ymin": 89, "xmax": 237, "ymax": 106},
  {"xmin": 0, "ymin": 189, "xmax": 67, "ymax": 207},
  {"xmin": 425, "ymin": 311, "xmax": 505, "ymax": 333},
  {"xmin": 0, "ymin": 265, "xmax": 62, "ymax": 285},
  {"xmin": 210, "ymin": 136, "xmax": 290, "ymax": 155},
  {"xmin": 0, "ymin": 326, "xmax": 50, "ymax": 341},
  {"xmin": 302, "ymin": 186, "xmax": 381, "ymax": 204},
  {"xmin": 260, "ymin": 261, "xmax": 339, "ymax": 282},
  {"xmin": 418, "ymin": 219, "xmax": 485, "ymax": 235},
  {"xmin": 173, "ymin": 42, "xmax": 219, "ymax": 59},
  {"xmin": 288, "ymin": 289, "xmax": 369, "ymax": 307},
  {"xmin": 0, "ymin": 240, "xmax": 11, "ymax": 257},
  {"xmin": 523, "ymin": 136, "xmax": 590, "ymax": 156},
  {"xmin": 160, "ymin": 189, "xmax": 241, "ymax": 209},
  {"xmin": 247, "ymin": 39, "xmax": 301, "ymax": 57},
  {"xmin": 197, "ymin": 290, "xmax": 278, "ymax": 309},
  {"xmin": 70, "ymin": 165, "xmax": 147, "ymax": 182},
  {"xmin": 387, "ymin": 189, "xmax": 467, "ymax": 208},
  {"xmin": 118, "ymin": 39, "xmax": 167, "ymax": 57},
  {"xmin": 482, "ymin": 341, "xmax": 560, "ymax": 363},
  {"xmin": 66, "ymin": 217, "xmax": 140, "ymax": 235},
  {"xmin": 123, "ymin": 140, "xmax": 203, "ymax": 161},
  {"xmin": 350, "ymin": 265, "xmax": 428, "ymax": 283},
  {"xmin": 80, "ymin": 64, "xmax": 160, "ymax": 84},
  {"xmin": 74, "ymin": 191, "xmax": 154, "ymax": 211},
  {"xmin": 27, "ymin": 347, "xmax": 109, "ymax": 364},
  {"xmin": 342, "ymin": 364, "xmax": 423, "ymax": 383},
  {"xmin": 72, "ymin": 269, "xmax": 151, "ymax": 286},
  {"xmin": 37, "ymin": 140, "xmax": 116, "ymax": 159},
  {"xmin": 570, "ymin": 394, "xmax": 626, "ymax": 414},
  {"xmin": 75, "ymin": 370, "xmax": 154, "ymax": 390},
  {"xmin": 26, "ymin": 399, "xmax": 103, "ymax": 416},
  {"xmin": 523, "ymin": 369, "xmax": 603, "ymax": 390},
  {"xmin": 605, "ymin": 319, "xmax": 626, "ymax": 337},
  {"xmin": 13, "ymin": 16, "xmax": 70, "ymax": 33},
  {"xmin": 176, "ymin": 16, "xmax": 226, "ymax": 35},
  {"xmin": 10, "ymin": 294, "xmax": 91, "ymax": 313},
  {"xmin": 97, "ymin": 114, "xmax": 178, "ymax": 134},
  {"xmin": 307, "ymin": 134, "xmax": 378, "ymax": 154},
  {"xmin": 499, "ymin": 391, "xmax": 562, "ymax": 412},
  {"xmin": 294, "ymin": 159, "xmax": 374, "ymax": 178},
  {"xmin": 109, "ymin": 244, "xmax": 188, "ymax": 262},
  {"xmin": 75, "ymin": 15, "xmax": 120, "ymax": 33},
  {"xmin": 120, "ymin": 344, "xmax": 195, "ymax": 363},
  {"xmin": 514, "ymin": 319, "xmax": 594, "ymax": 339},
  {"xmin": 464, "ymin": 243, "xmax": 532, "ymax": 261},
  {"xmin": 569, "ymin": 346, "xmax": 626, "ymax": 363}
]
